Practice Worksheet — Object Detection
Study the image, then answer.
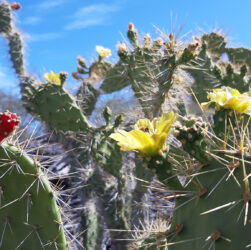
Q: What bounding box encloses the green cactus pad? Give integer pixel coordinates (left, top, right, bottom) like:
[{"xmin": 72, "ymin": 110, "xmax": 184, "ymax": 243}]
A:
[
  {"xmin": 226, "ymin": 47, "xmax": 251, "ymax": 68},
  {"xmin": 0, "ymin": 143, "xmax": 67, "ymax": 249},
  {"xmin": 185, "ymin": 43, "xmax": 219, "ymax": 105},
  {"xmin": 201, "ymin": 32, "xmax": 226, "ymax": 62},
  {"xmin": 0, "ymin": 2, "xmax": 12, "ymax": 34},
  {"xmin": 170, "ymin": 156, "xmax": 251, "ymax": 250},
  {"xmin": 89, "ymin": 60, "xmax": 112, "ymax": 81},
  {"xmin": 91, "ymin": 132, "xmax": 123, "ymax": 179},
  {"xmin": 100, "ymin": 61, "xmax": 131, "ymax": 93},
  {"xmin": 27, "ymin": 84, "xmax": 90, "ymax": 132},
  {"xmin": 77, "ymin": 83, "xmax": 100, "ymax": 117},
  {"xmin": 91, "ymin": 111, "xmax": 124, "ymax": 179},
  {"xmin": 8, "ymin": 32, "xmax": 25, "ymax": 76}
]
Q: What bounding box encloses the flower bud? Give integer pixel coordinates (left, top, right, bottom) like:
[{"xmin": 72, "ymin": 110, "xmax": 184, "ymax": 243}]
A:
[
  {"xmin": 72, "ymin": 72, "xmax": 81, "ymax": 80},
  {"xmin": 77, "ymin": 56, "xmax": 88, "ymax": 68},
  {"xmin": 127, "ymin": 22, "xmax": 138, "ymax": 47}
]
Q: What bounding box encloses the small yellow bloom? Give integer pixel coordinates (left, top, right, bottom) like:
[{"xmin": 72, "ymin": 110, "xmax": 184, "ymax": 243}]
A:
[
  {"xmin": 110, "ymin": 112, "xmax": 178, "ymax": 156},
  {"xmin": 96, "ymin": 46, "xmax": 111, "ymax": 58},
  {"xmin": 44, "ymin": 71, "xmax": 61, "ymax": 85},
  {"xmin": 201, "ymin": 87, "xmax": 251, "ymax": 115}
]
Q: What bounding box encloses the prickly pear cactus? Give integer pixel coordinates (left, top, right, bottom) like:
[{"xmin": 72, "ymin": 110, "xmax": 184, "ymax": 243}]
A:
[
  {"xmin": 0, "ymin": 111, "xmax": 67, "ymax": 249},
  {"xmin": 25, "ymin": 81, "xmax": 90, "ymax": 132},
  {"xmin": 168, "ymin": 108, "xmax": 251, "ymax": 249},
  {"xmin": 111, "ymin": 85, "xmax": 251, "ymax": 249},
  {"xmin": 99, "ymin": 23, "xmax": 197, "ymax": 118},
  {"xmin": 3, "ymin": 1, "xmax": 251, "ymax": 249}
]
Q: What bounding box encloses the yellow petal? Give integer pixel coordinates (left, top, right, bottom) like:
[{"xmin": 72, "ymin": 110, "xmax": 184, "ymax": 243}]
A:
[
  {"xmin": 110, "ymin": 130, "xmax": 140, "ymax": 151},
  {"xmin": 235, "ymin": 98, "xmax": 250, "ymax": 114},
  {"xmin": 134, "ymin": 118, "xmax": 154, "ymax": 133},
  {"xmin": 109, "ymin": 132, "xmax": 134, "ymax": 151},
  {"xmin": 201, "ymin": 101, "xmax": 213, "ymax": 109},
  {"xmin": 204, "ymin": 87, "xmax": 251, "ymax": 115},
  {"xmin": 110, "ymin": 112, "xmax": 178, "ymax": 156},
  {"xmin": 156, "ymin": 112, "xmax": 178, "ymax": 135},
  {"xmin": 153, "ymin": 133, "xmax": 168, "ymax": 152},
  {"xmin": 110, "ymin": 129, "xmax": 155, "ymax": 155},
  {"xmin": 96, "ymin": 46, "xmax": 111, "ymax": 58},
  {"xmin": 128, "ymin": 130, "xmax": 156, "ymax": 153},
  {"xmin": 44, "ymin": 71, "xmax": 61, "ymax": 85}
]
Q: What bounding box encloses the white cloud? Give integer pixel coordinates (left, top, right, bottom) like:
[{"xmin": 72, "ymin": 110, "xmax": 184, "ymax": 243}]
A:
[
  {"xmin": 0, "ymin": 71, "xmax": 5, "ymax": 77},
  {"xmin": 22, "ymin": 16, "xmax": 42, "ymax": 25},
  {"xmin": 36, "ymin": 0, "xmax": 68, "ymax": 10},
  {"xmin": 0, "ymin": 68, "xmax": 19, "ymax": 95},
  {"xmin": 74, "ymin": 4, "xmax": 119, "ymax": 18},
  {"xmin": 65, "ymin": 17, "xmax": 106, "ymax": 30},
  {"xmin": 25, "ymin": 33, "xmax": 62, "ymax": 42},
  {"xmin": 65, "ymin": 3, "xmax": 121, "ymax": 30},
  {"xmin": 0, "ymin": 66, "xmax": 7, "ymax": 77}
]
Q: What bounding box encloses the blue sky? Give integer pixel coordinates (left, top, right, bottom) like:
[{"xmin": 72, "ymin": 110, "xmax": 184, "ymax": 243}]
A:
[{"xmin": 1, "ymin": 0, "xmax": 251, "ymax": 96}]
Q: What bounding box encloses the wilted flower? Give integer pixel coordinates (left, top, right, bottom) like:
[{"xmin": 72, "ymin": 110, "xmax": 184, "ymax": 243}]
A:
[
  {"xmin": 116, "ymin": 42, "xmax": 128, "ymax": 57},
  {"xmin": 201, "ymin": 87, "xmax": 251, "ymax": 115},
  {"xmin": 96, "ymin": 46, "xmax": 111, "ymax": 58},
  {"xmin": 155, "ymin": 37, "xmax": 163, "ymax": 45},
  {"xmin": 143, "ymin": 34, "xmax": 152, "ymax": 47},
  {"xmin": 110, "ymin": 112, "xmax": 178, "ymax": 156},
  {"xmin": 44, "ymin": 71, "xmax": 61, "ymax": 85}
]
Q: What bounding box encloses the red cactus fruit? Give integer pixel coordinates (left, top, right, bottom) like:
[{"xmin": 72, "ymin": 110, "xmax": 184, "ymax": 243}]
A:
[
  {"xmin": 0, "ymin": 111, "xmax": 20, "ymax": 144},
  {"xmin": 11, "ymin": 3, "xmax": 21, "ymax": 11}
]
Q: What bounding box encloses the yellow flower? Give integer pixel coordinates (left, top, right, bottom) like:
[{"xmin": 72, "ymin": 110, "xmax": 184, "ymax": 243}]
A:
[
  {"xmin": 201, "ymin": 87, "xmax": 251, "ymax": 115},
  {"xmin": 44, "ymin": 71, "xmax": 61, "ymax": 85},
  {"xmin": 109, "ymin": 112, "xmax": 178, "ymax": 156},
  {"xmin": 96, "ymin": 46, "xmax": 111, "ymax": 58}
]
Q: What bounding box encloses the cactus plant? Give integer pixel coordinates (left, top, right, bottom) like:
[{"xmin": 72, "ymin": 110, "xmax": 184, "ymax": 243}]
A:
[
  {"xmin": 0, "ymin": 111, "xmax": 68, "ymax": 249},
  {"xmin": 110, "ymin": 87, "xmax": 251, "ymax": 249},
  {"xmin": 3, "ymin": 1, "xmax": 251, "ymax": 249},
  {"xmin": 167, "ymin": 107, "xmax": 251, "ymax": 249}
]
